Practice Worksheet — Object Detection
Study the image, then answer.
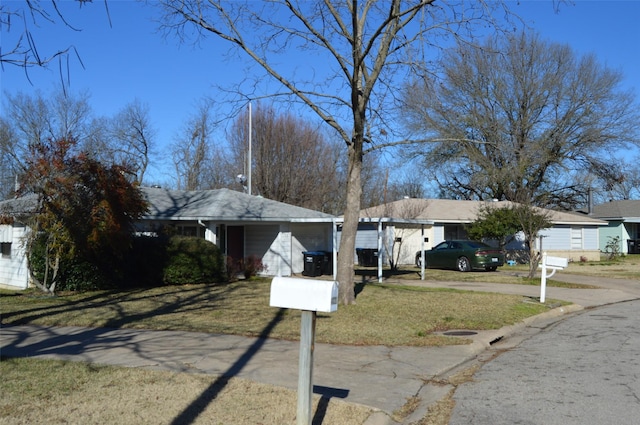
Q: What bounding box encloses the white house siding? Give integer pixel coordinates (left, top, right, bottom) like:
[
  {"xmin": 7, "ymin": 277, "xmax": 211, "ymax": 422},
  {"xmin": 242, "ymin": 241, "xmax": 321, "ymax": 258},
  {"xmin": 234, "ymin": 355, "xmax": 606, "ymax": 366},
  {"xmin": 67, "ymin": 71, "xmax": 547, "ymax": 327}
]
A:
[
  {"xmin": 273, "ymin": 228, "xmax": 292, "ymax": 277},
  {"xmin": 385, "ymin": 227, "xmax": 427, "ymax": 265},
  {"xmin": 336, "ymin": 223, "xmax": 378, "ymax": 264},
  {"xmin": 244, "ymin": 224, "xmax": 285, "ymax": 276},
  {"xmin": 0, "ymin": 225, "xmax": 29, "ymax": 290},
  {"xmin": 291, "ymin": 223, "xmax": 333, "ymax": 274},
  {"xmin": 354, "ymin": 224, "xmax": 379, "ymax": 249},
  {"xmin": 433, "ymin": 226, "xmax": 445, "ymax": 245}
]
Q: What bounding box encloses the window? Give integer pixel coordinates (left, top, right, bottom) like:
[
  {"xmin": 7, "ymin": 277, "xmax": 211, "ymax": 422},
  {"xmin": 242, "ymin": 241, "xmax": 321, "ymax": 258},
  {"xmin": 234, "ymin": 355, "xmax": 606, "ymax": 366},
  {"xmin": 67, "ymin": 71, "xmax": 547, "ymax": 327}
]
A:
[
  {"xmin": 1, "ymin": 242, "xmax": 11, "ymax": 258},
  {"xmin": 571, "ymin": 228, "xmax": 583, "ymax": 249},
  {"xmin": 444, "ymin": 224, "xmax": 467, "ymax": 240}
]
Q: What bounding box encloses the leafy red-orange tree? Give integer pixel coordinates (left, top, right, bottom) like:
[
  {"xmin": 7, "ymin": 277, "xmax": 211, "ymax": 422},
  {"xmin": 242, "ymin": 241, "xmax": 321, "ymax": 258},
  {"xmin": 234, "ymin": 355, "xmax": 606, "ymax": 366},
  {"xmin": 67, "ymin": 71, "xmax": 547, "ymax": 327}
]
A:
[{"xmin": 21, "ymin": 137, "xmax": 148, "ymax": 293}]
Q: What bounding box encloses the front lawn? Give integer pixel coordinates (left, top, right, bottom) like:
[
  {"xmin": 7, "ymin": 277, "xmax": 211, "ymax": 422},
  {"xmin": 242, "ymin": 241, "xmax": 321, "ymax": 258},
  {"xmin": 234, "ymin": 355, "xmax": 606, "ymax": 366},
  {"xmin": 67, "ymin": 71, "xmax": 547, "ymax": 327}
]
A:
[{"xmin": 0, "ymin": 279, "xmax": 555, "ymax": 347}]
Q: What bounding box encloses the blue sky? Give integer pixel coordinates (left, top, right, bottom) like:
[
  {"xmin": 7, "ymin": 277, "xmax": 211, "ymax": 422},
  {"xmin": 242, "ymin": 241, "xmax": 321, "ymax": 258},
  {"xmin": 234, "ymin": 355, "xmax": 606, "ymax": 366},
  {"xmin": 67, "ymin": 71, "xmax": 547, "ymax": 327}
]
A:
[{"xmin": 2, "ymin": 1, "xmax": 639, "ymax": 185}]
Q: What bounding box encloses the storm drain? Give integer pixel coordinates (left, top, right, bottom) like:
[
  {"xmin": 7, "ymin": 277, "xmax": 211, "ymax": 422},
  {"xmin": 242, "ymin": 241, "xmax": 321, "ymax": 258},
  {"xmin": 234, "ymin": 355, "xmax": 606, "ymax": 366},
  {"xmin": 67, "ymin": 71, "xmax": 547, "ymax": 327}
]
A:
[{"xmin": 443, "ymin": 330, "xmax": 478, "ymax": 336}]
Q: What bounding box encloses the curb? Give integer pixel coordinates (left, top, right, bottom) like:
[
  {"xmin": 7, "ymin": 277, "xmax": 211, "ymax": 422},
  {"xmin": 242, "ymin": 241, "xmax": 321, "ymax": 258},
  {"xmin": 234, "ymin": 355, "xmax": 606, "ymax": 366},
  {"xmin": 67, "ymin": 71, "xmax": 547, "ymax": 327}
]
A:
[{"xmin": 395, "ymin": 303, "xmax": 584, "ymax": 425}]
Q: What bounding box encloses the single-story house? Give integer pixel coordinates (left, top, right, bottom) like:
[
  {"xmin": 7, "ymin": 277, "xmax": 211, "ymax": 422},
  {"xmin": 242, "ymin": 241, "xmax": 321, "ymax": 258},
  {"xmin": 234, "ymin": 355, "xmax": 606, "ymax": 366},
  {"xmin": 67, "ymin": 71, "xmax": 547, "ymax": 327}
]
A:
[
  {"xmin": 0, "ymin": 187, "xmax": 337, "ymax": 290},
  {"xmin": 353, "ymin": 198, "xmax": 608, "ymax": 266},
  {"xmin": 139, "ymin": 187, "xmax": 337, "ymax": 276},
  {"xmin": 577, "ymin": 200, "xmax": 640, "ymax": 255}
]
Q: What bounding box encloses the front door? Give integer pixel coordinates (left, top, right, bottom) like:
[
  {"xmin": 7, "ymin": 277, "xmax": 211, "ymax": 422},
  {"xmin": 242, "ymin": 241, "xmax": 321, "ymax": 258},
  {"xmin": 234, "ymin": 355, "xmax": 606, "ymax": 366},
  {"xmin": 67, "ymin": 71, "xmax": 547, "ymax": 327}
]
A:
[{"xmin": 227, "ymin": 226, "xmax": 245, "ymax": 261}]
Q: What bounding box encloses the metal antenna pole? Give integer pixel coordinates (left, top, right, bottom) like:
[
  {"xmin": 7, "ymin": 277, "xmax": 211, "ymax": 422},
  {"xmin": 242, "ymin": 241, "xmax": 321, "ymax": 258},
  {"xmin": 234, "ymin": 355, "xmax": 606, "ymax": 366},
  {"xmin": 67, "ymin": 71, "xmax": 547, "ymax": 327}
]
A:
[{"xmin": 248, "ymin": 101, "xmax": 252, "ymax": 196}]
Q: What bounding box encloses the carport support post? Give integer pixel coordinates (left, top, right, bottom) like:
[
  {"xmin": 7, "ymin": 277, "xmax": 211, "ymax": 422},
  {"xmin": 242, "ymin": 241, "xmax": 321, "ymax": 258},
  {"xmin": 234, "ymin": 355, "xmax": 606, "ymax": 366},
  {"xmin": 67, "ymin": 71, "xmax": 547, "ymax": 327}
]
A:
[
  {"xmin": 420, "ymin": 225, "xmax": 425, "ymax": 281},
  {"xmin": 298, "ymin": 310, "xmax": 316, "ymax": 425},
  {"xmin": 378, "ymin": 219, "xmax": 383, "ymax": 283}
]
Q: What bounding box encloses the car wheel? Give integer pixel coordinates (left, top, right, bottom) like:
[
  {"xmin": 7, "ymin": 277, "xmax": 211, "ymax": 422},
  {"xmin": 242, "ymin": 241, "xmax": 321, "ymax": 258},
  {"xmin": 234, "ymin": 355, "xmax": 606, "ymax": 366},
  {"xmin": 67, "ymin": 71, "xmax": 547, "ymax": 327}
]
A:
[
  {"xmin": 416, "ymin": 255, "xmax": 426, "ymax": 268},
  {"xmin": 457, "ymin": 257, "xmax": 471, "ymax": 272}
]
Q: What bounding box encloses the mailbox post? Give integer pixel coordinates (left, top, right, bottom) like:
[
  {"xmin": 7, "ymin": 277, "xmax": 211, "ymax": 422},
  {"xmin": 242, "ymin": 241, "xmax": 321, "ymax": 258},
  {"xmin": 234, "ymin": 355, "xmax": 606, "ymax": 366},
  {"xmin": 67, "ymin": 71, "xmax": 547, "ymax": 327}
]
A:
[
  {"xmin": 270, "ymin": 277, "xmax": 338, "ymax": 425},
  {"xmin": 538, "ymin": 252, "xmax": 568, "ymax": 303}
]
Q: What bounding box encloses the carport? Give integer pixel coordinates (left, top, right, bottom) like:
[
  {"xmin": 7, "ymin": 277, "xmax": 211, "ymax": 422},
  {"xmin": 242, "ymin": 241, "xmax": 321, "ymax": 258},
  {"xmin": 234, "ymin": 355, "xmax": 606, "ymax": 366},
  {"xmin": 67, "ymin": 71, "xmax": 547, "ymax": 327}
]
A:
[{"xmin": 337, "ymin": 217, "xmax": 435, "ymax": 283}]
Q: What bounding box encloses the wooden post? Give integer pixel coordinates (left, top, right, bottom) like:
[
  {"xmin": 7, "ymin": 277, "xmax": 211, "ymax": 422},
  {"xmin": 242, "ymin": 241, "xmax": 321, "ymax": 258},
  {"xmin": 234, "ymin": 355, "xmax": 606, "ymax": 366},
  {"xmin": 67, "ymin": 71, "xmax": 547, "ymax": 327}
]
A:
[{"xmin": 298, "ymin": 310, "xmax": 316, "ymax": 425}]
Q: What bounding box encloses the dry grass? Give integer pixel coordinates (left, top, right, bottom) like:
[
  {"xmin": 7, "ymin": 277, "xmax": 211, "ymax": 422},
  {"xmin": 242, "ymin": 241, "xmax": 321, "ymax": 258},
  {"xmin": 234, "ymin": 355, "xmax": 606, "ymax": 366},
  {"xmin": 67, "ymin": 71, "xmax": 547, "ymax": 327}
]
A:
[
  {"xmin": 417, "ymin": 364, "xmax": 482, "ymax": 425},
  {"xmin": 3, "ymin": 258, "xmax": 633, "ymax": 425},
  {"xmin": 372, "ymin": 254, "xmax": 640, "ymax": 286},
  {"xmin": 1, "ymin": 280, "xmax": 553, "ymax": 347},
  {"xmin": 0, "ymin": 357, "xmax": 374, "ymax": 425},
  {"xmin": 563, "ymin": 254, "xmax": 640, "ymax": 280}
]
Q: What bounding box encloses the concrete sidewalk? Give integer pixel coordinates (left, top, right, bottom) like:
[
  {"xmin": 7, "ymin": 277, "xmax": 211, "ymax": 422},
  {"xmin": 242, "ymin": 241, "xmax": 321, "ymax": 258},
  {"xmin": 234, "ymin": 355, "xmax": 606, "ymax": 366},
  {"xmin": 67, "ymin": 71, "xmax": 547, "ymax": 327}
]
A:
[{"xmin": 1, "ymin": 273, "xmax": 638, "ymax": 425}]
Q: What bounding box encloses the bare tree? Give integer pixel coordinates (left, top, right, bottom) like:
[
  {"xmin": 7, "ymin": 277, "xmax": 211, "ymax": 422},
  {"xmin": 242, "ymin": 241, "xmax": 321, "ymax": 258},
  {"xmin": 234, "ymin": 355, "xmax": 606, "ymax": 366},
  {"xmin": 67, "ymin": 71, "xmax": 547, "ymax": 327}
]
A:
[
  {"xmin": 380, "ymin": 199, "xmax": 428, "ymax": 270},
  {"xmin": 593, "ymin": 156, "xmax": 640, "ymax": 201},
  {"xmin": 156, "ymin": 0, "xmax": 514, "ymax": 304},
  {"xmin": 1, "ymin": 89, "xmax": 95, "ymax": 180},
  {"xmin": 171, "ymin": 100, "xmax": 218, "ymax": 190},
  {"xmin": 227, "ymin": 102, "xmax": 343, "ymax": 212},
  {"xmin": 512, "ymin": 203, "xmax": 553, "ymax": 278},
  {"xmin": 402, "ymin": 31, "xmax": 640, "ymax": 209},
  {"xmin": 4, "ymin": 89, "xmax": 94, "ymax": 145},
  {"xmin": 103, "ymin": 100, "xmax": 155, "ymax": 183},
  {"xmin": 359, "ymin": 150, "xmax": 389, "ymax": 209},
  {"xmin": 0, "ymin": 118, "xmax": 19, "ymax": 199},
  {"xmin": 1, "ymin": 0, "xmax": 108, "ymax": 86}
]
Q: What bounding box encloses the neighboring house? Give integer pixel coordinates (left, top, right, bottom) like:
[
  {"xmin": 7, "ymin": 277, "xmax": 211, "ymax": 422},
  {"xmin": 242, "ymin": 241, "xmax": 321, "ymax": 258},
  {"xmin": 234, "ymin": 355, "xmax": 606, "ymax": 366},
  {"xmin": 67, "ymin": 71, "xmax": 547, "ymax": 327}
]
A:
[
  {"xmin": 577, "ymin": 200, "xmax": 640, "ymax": 255},
  {"xmin": 0, "ymin": 187, "xmax": 337, "ymax": 290},
  {"xmin": 0, "ymin": 196, "xmax": 38, "ymax": 290},
  {"xmin": 355, "ymin": 198, "xmax": 607, "ymax": 266}
]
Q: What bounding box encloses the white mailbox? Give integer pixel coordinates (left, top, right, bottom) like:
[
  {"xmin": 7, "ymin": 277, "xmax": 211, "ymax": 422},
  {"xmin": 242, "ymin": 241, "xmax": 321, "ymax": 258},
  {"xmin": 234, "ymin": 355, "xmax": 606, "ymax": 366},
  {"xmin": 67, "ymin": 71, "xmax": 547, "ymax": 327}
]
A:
[
  {"xmin": 545, "ymin": 255, "xmax": 568, "ymax": 269},
  {"xmin": 538, "ymin": 252, "xmax": 569, "ymax": 304},
  {"xmin": 270, "ymin": 277, "xmax": 338, "ymax": 313}
]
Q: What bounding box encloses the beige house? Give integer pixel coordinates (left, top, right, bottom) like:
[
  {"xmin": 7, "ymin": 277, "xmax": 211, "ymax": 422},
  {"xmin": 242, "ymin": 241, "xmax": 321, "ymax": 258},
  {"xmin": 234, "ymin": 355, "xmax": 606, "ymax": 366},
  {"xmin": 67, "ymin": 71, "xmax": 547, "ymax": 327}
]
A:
[{"xmin": 356, "ymin": 198, "xmax": 607, "ymax": 265}]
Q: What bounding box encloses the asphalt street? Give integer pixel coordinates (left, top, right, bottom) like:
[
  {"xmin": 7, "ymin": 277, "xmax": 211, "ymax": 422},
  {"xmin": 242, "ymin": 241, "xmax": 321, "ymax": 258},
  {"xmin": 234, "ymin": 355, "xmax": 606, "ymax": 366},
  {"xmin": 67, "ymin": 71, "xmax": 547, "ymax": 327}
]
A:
[{"xmin": 450, "ymin": 299, "xmax": 640, "ymax": 425}]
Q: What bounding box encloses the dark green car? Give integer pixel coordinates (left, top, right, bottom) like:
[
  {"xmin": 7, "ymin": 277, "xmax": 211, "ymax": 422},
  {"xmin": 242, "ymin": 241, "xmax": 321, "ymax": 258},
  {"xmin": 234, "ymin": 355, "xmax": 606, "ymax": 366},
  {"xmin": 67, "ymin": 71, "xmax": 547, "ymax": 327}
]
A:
[{"xmin": 415, "ymin": 240, "xmax": 505, "ymax": 272}]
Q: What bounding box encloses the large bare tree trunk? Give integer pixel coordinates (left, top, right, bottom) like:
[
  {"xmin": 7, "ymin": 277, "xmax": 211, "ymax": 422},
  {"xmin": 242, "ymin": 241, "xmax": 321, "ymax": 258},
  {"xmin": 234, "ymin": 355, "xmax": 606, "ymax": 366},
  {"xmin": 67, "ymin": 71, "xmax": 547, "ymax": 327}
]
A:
[
  {"xmin": 337, "ymin": 142, "xmax": 363, "ymax": 305},
  {"xmin": 154, "ymin": 0, "xmax": 516, "ymax": 305}
]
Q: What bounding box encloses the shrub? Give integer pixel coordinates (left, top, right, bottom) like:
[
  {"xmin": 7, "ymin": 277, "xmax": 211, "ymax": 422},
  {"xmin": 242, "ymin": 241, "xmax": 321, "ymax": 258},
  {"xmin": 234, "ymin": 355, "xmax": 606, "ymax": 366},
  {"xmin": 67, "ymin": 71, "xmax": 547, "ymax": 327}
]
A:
[
  {"xmin": 126, "ymin": 235, "xmax": 170, "ymax": 287},
  {"xmin": 240, "ymin": 255, "xmax": 267, "ymax": 279},
  {"xmin": 29, "ymin": 234, "xmax": 228, "ymax": 291},
  {"xmin": 58, "ymin": 258, "xmax": 110, "ymax": 292},
  {"xmin": 162, "ymin": 236, "xmax": 226, "ymax": 285},
  {"xmin": 226, "ymin": 255, "xmax": 267, "ymax": 280},
  {"xmin": 29, "ymin": 235, "xmax": 110, "ymax": 292},
  {"xmin": 605, "ymin": 236, "xmax": 622, "ymax": 260}
]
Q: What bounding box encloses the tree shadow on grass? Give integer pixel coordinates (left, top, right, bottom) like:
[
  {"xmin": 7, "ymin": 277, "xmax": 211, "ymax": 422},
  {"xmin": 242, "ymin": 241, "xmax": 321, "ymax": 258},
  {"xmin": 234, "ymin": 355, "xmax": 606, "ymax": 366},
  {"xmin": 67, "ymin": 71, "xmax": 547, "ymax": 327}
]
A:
[
  {"xmin": 169, "ymin": 308, "xmax": 285, "ymax": 425},
  {"xmin": 1, "ymin": 282, "xmax": 350, "ymax": 424}
]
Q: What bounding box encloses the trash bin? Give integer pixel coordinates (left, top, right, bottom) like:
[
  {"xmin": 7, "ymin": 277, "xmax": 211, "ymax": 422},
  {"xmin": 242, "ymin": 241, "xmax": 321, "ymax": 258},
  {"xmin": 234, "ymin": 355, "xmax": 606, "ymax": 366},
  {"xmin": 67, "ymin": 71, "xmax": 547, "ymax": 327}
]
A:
[
  {"xmin": 303, "ymin": 251, "xmax": 326, "ymax": 277},
  {"xmin": 320, "ymin": 252, "xmax": 332, "ymax": 275},
  {"xmin": 356, "ymin": 248, "xmax": 378, "ymax": 267},
  {"xmin": 628, "ymin": 240, "xmax": 640, "ymax": 254}
]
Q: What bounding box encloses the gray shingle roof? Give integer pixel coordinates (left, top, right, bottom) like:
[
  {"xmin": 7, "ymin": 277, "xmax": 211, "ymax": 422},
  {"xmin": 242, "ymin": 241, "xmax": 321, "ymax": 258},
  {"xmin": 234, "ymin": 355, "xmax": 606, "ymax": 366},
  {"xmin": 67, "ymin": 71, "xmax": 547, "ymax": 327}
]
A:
[
  {"xmin": 0, "ymin": 194, "xmax": 38, "ymax": 217},
  {"xmin": 0, "ymin": 188, "xmax": 336, "ymax": 223},
  {"xmin": 142, "ymin": 187, "xmax": 335, "ymax": 222},
  {"xmin": 360, "ymin": 198, "xmax": 606, "ymax": 225},
  {"xmin": 588, "ymin": 200, "xmax": 640, "ymax": 221}
]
